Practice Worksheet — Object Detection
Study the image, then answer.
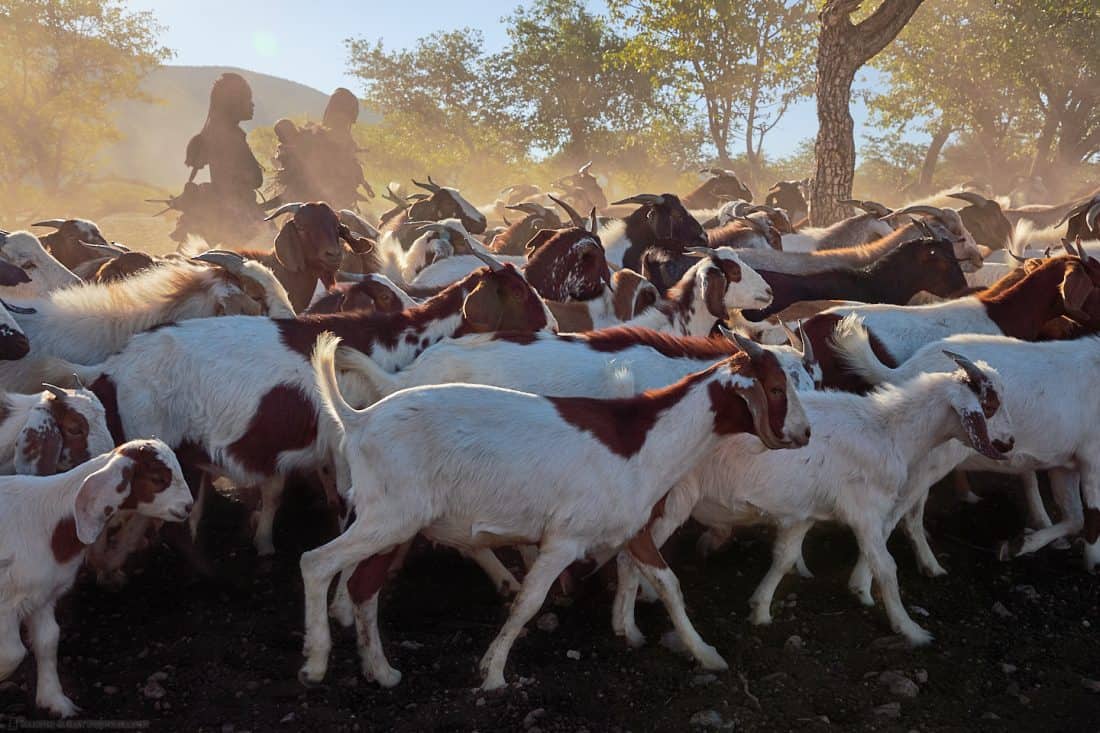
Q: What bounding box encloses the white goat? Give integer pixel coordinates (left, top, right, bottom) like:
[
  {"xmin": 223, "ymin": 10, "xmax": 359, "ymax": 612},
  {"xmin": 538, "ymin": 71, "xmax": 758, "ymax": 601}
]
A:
[
  {"xmin": 614, "ymin": 352, "xmax": 1014, "ymax": 648},
  {"xmin": 0, "ymin": 385, "xmax": 113, "ymax": 475},
  {"xmin": 0, "ymin": 231, "xmax": 80, "ymax": 298},
  {"xmin": 0, "ymin": 439, "xmax": 192, "ymax": 717},
  {"xmin": 303, "ymin": 332, "xmax": 810, "ymax": 690},
  {"xmin": 835, "ymin": 324, "xmax": 1100, "ymax": 572}
]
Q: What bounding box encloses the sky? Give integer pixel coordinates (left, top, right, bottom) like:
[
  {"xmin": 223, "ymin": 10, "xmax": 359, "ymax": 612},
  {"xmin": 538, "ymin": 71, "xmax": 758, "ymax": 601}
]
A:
[{"xmin": 127, "ymin": 0, "xmax": 884, "ymax": 159}]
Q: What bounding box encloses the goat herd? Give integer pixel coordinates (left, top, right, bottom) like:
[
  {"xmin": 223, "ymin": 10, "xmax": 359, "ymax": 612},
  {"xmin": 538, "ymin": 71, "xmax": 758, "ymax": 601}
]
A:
[{"xmin": 0, "ymin": 172, "xmax": 1099, "ymax": 719}]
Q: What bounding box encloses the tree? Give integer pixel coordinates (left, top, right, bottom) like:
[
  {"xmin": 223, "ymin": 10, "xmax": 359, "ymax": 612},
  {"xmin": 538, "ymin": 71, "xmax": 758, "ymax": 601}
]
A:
[
  {"xmin": 496, "ymin": 0, "xmax": 664, "ymax": 164},
  {"xmin": 0, "ymin": 0, "xmax": 171, "ymax": 195},
  {"xmin": 812, "ymin": 0, "xmax": 924, "ymax": 225},
  {"xmin": 610, "ymin": 0, "xmax": 814, "ymax": 188},
  {"xmin": 868, "ymin": 0, "xmax": 1099, "ymax": 196}
]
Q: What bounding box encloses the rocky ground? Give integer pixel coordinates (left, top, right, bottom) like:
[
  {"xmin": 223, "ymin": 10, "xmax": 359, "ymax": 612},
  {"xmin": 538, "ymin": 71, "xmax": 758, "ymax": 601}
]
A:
[{"xmin": 2, "ymin": 474, "xmax": 1098, "ymax": 732}]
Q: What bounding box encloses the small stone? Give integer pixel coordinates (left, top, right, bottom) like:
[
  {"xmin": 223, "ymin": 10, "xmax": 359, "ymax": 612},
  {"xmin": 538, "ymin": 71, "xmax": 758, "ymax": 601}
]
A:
[
  {"xmin": 872, "ymin": 702, "xmax": 902, "ymax": 719},
  {"xmin": 103, "ymin": 686, "xmax": 119, "ymax": 695},
  {"xmin": 536, "ymin": 613, "xmax": 559, "ymax": 633},
  {"xmin": 879, "ymin": 671, "xmax": 919, "ymax": 698},
  {"xmin": 913, "ymin": 668, "xmax": 928, "ymax": 684},
  {"xmin": 476, "ymin": 697, "xmax": 486, "ymax": 707},
  {"xmin": 566, "ymin": 649, "xmax": 581, "ymax": 660},
  {"xmin": 1082, "ymin": 678, "xmax": 1100, "ymax": 693},
  {"xmin": 280, "ymin": 713, "xmax": 296, "ymax": 724},
  {"xmin": 398, "ymin": 640, "xmax": 423, "ymax": 650},
  {"xmin": 991, "ymin": 601, "xmax": 1013, "ymax": 618},
  {"xmin": 142, "ymin": 680, "xmax": 166, "ymax": 700},
  {"xmin": 523, "ymin": 708, "xmax": 545, "ymax": 728},
  {"xmin": 1083, "ymin": 619, "xmax": 1091, "ymax": 628},
  {"xmin": 1001, "ymin": 663, "xmax": 1017, "ymax": 674},
  {"xmin": 690, "ymin": 709, "xmax": 725, "ymax": 728},
  {"xmin": 150, "ymin": 671, "xmax": 169, "ymax": 682},
  {"xmin": 692, "ymin": 674, "xmax": 718, "ymax": 687},
  {"xmin": 784, "ymin": 635, "xmax": 804, "ymax": 652},
  {"xmin": 908, "ymin": 605, "xmax": 930, "ymax": 617}
]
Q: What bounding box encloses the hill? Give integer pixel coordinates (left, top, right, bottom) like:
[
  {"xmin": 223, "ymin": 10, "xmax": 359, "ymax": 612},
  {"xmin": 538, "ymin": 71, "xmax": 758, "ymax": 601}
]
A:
[{"xmin": 103, "ymin": 65, "xmax": 377, "ymax": 190}]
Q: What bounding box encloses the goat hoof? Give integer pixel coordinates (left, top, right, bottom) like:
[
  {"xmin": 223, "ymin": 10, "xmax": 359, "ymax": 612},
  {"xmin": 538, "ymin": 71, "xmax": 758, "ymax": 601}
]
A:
[
  {"xmin": 367, "ymin": 665, "xmax": 402, "ymax": 688},
  {"xmin": 298, "ymin": 665, "xmax": 326, "ymax": 688},
  {"xmin": 40, "ymin": 694, "xmax": 81, "ymax": 718},
  {"xmin": 902, "ymin": 627, "xmax": 934, "ymax": 647},
  {"xmin": 479, "ymin": 673, "xmax": 507, "ymax": 692},
  {"xmin": 920, "ymin": 563, "xmax": 948, "ymax": 578},
  {"xmin": 697, "ymin": 647, "xmax": 729, "ymax": 671},
  {"xmin": 621, "ymin": 627, "xmax": 646, "ymax": 649}
]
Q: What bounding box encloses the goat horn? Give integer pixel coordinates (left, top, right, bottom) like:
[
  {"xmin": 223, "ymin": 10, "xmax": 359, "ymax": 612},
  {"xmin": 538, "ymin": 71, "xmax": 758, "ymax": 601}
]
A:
[
  {"xmin": 193, "ymin": 249, "xmax": 246, "ymax": 274},
  {"xmin": 411, "ymin": 177, "xmax": 441, "ymax": 193},
  {"xmin": 470, "ymin": 247, "xmax": 504, "ymax": 272},
  {"xmin": 413, "ymin": 223, "xmax": 453, "ymax": 239},
  {"xmin": 263, "ymin": 202, "xmax": 304, "ymax": 221},
  {"xmin": 1005, "ymin": 249, "xmax": 1032, "ymax": 263},
  {"xmin": 548, "ymin": 194, "xmax": 586, "ymax": 228},
  {"xmin": 1087, "ymin": 201, "xmax": 1100, "ymax": 233},
  {"xmin": 1074, "ymin": 236, "xmax": 1088, "ymax": 262},
  {"xmin": 798, "ymin": 321, "xmax": 815, "ymax": 364},
  {"xmin": 79, "ymin": 241, "xmax": 126, "ymax": 258},
  {"xmin": 947, "ymin": 191, "xmax": 990, "ymax": 207},
  {"xmin": 588, "ymin": 207, "xmax": 599, "ymax": 237},
  {"xmin": 72, "ymin": 372, "xmax": 85, "ymax": 389},
  {"xmin": 31, "ymin": 219, "xmax": 66, "ymax": 229},
  {"xmin": 1055, "ymin": 196, "xmax": 1098, "ymax": 227},
  {"xmin": 732, "ymin": 202, "xmax": 753, "ymax": 218},
  {"xmin": 941, "ymin": 350, "xmax": 987, "ymax": 388},
  {"xmin": 1061, "ymin": 238, "xmax": 1078, "ymax": 257},
  {"xmin": 883, "ymin": 204, "xmax": 944, "ymax": 221},
  {"xmin": 685, "ymin": 246, "xmax": 713, "ymax": 258},
  {"xmin": 728, "ymin": 329, "xmax": 765, "ymax": 360},
  {"xmin": 41, "ymin": 383, "xmax": 68, "ymax": 400},
  {"xmin": 505, "ymin": 203, "xmax": 547, "ymax": 217},
  {"xmin": 0, "ymin": 298, "xmax": 35, "ymax": 315},
  {"xmin": 578, "ymin": 161, "xmax": 593, "ymax": 175},
  {"xmin": 610, "ymin": 194, "xmax": 665, "ymax": 206},
  {"xmin": 780, "ymin": 321, "xmax": 802, "ymax": 351}
]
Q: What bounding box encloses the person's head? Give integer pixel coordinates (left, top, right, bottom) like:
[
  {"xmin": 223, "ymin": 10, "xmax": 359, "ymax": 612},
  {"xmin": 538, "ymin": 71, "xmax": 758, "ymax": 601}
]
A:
[
  {"xmin": 323, "ymin": 87, "xmax": 359, "ymax": 130},
  {"xmin": 210, "ymin": 72, "xmax": 254, "ymax": 123}
]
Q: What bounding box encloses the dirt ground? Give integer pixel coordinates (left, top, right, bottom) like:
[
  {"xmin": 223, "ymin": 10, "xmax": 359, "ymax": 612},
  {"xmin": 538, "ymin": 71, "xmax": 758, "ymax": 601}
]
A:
[{"xmin": 2, "ymin": 473, "xmax": 1098, "ymax": 732}]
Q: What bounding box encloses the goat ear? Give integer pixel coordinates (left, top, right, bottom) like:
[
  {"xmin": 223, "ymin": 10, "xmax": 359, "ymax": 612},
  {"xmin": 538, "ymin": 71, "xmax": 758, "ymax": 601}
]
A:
[
  {"xmin": 1060, "ymin": 265, "xmax": 1093, "ymax": 321},
  {"xmin": 73, "ymin": 454, "xmax": 131, "ymax": 545},
  {"xmin": 701, "ymin": 266, "xmax": 728, "ymax": 319},
  {"xmin": 957, "ymin": 409, "xmax": 1003, "ymax": 460},
  {"xmin": 274, "ymin": 222, "xmax": 306, "ymax": 272},
  {"xmin": 460, "ymin": 281, "xmax": 503, "ymax": 333},
  {"xmin": 523, "ymin": 229, "xmax": 557, "ymax": 255},
  {"xmin": 15, "ymin": 406, "xmax": 62, "ymax": 475}
]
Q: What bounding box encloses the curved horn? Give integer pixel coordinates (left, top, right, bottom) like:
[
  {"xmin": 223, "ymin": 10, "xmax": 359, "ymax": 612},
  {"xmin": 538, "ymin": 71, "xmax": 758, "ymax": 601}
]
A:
[
  {"xmin": 413, "ymin": 222, "xmax": 453, "ymax": 239},
  {"xmin": 780, "ymin": 321, "xmax": 802, "ymax": 352},
  {"xmin": 412, "ymin": 177, "xmax": 441, "ymax": 193},
  {"xmin": 31, "ymin": 219, "xmax": 66, "ymax": 229},
  {"xmin": 942, "ymin": 349, "xmax": 987, "ymax": 388},
  {"xmin": 1061, "ymin": 238, "xmax": 1078, "ymax": 257},
  {"xmin": 685, "ymin": 246, "xmax": 714, "ymax": 258},
  {"xmin": 505, "ymin": 202, "xmax": 548, "ymax": 217},
  {"xmin": 727, "ymin": 328, "xmax": 765, "ymax": 359},
  {"xmin": 610, "ymin": 194, "xmax": 666, "ymax": 207},
  {"xmin": 72, "ymin": 372, "xmax": 84, "ymax": 389},
  {"xmin": 382, "ymin": 183, "xmax": 407, "ymax": 206},
  {"xmin": 1006, "ymin": 248, "xmax": 1033, "ymax": 263},
  {"xmin": 193, "ymin": 249, "xmax": 246, "ymax": 274},
  {"xmin": 470, "ymin": 247, "xmax": 504, "ymax": 272},
  {"xmin": 79, "ymin": 241, "xmax": 126, "ymax": 258},
  {"xmin": 883, "ymin": 204, "xmax": 945, "ymax": 221},
  {"xmin": 0, "ymin": 298, "xmax": 36, "ymax": 315},
  {"xmin": 578, "ymin": 161, "xmax": 593, "ymax": 175},
  {"xmin": 1055, "ymin": 196, "xmax": 1098, "ymax": 227},
  {"xmin": 947, "ymin": 191, "xmax": 990, "ymax": 207},
  {"xmin": 263, "ymin": 202, "xmax": 304, "ymax": 221},
  {"xmin": 1073, "ymin": 236, "xmax": 1088, "ymax": 261},
  {"xmin": 588, "ymin": 207, "xmax": 599, "ymax": 237},
  {"xmin": 41, "ymin": 383, "xmax": 68, "ymax": 400},
  {"xmin": 798, "ymin": 321, "xmax": 815, "ymax": 364},
  {"xmin": 1087, "ymin": 201, "xmax": 1100, "ymax": 233},
  {"xmin": 732, "ymin": 202, "xmax": 753, "ymax": 218},
  {"xmin": 548, "ymin": 194, "xmax": 586, "ymax": 228}
]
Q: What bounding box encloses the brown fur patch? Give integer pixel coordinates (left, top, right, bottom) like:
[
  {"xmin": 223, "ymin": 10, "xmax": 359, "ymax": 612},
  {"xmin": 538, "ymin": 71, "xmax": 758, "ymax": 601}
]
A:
[
  {"xmin": 802, "ymin": 313, "xmax": 897, "ymax": 393},
  {"xmin": 50, "ymin": 515, "xmax": 85, "ymax": 564},
  {"xmin": 226, "ymin": 384, "xmax": 319, "ymax": 477},
  {"xmin": 117, "ymin": 447, "xmax": 168, "ymax": 510},
  {"xmin": 90, "ymin": 375, "xmax": 125, "ymax": 445},
  {"xmin": 346, "ymin": 548, "xmax": 400, "ymax": 604}
]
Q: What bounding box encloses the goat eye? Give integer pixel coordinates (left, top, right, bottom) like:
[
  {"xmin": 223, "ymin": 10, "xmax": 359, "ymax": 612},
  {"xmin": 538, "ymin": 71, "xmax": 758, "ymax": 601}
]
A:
[
  {"xmin": 769, "ymin": 387, "xmax": 783, "ymax": 396},
  {"xmin": 21, "ymin": 262, "xmax": 36, "ymax": 270}
]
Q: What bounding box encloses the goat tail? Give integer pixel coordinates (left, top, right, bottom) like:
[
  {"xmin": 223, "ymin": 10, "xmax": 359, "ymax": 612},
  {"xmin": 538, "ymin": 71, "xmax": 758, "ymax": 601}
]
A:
[
  {"xmin": 310, "ymin": 332, "xmax": 362, "ymax": 433},
  {"xmin": 328, "ymin": 340, "xmax": 403, "ymax": 402},
  {"xmin": 830, "ymin": 314, "xmax": 898, "ymax": 386}
]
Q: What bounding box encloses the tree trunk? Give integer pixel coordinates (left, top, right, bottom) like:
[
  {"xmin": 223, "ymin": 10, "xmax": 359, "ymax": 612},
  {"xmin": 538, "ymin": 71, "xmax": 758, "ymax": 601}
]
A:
[
  {"xmin": 918, "ymin": 125, "xmax": 951, "ymax": 190},
  {"xmin": 811, "ymin": 0, "xmax": 925, "ymax": 226}
]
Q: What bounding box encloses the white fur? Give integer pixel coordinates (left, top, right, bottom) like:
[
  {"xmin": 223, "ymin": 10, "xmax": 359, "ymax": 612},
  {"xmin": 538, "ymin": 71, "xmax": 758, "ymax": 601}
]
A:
[
  {"xmin": 301, "ymin": 333, "xmax": 810, "ymax": 690},
  {"xmin": 0, "ymin": 388, "xmax": 112, "ymax": 475},
  {"xmin": 0, "ymin": 232, "xmax": 80, "ymax": 298},
  {"xmin": 0, "ymin": 440, "xmax": 191, "ymax": 717}
]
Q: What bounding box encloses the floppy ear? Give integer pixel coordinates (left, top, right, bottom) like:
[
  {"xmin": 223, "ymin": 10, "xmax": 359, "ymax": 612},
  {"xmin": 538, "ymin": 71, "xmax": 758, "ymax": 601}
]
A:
[
  {"xmin": 461, "ymin": 281, "xmax": 504, "ymax": 333},
  {"xmin": 1060, "ymin": 265, "xmax": 1093, "ymax": 321},
  {"xmin": 523, "ymin": 229, "xmax": 558, "ymax": 255},
  {"xmin": 73, "ymin": 454, "xmax": 132, "ymax": 545},
  {"xmin": 15, "ymin": 406, "xmax": 62, "ymax": 475},
  {"xmin": 274, "ymin": 222, "xmax": 306, "ymax": 272},
  {"xmin": 0, "ymin": 260, "xmax": 30, "ymax": 286},
  {"xmin": 701, "ymin": 265, "xmax": 728, "ymax": 319},
  {"xmin": 958, "ymin": 409, "xmax": 1004, "ymax": 460}
]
